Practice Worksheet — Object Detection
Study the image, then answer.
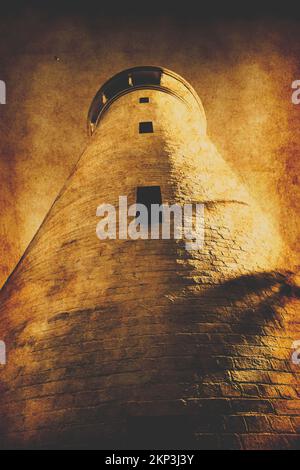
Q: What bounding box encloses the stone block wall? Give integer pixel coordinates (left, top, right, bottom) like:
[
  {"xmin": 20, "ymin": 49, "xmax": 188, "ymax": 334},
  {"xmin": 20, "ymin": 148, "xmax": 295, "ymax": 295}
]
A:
[{"xmin": 0, "ymin": 73, "xmax": 299, "ymax": 449}]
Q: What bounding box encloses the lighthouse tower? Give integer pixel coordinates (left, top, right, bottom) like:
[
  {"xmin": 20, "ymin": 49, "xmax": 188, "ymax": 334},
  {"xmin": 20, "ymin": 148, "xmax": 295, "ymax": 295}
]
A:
[{"xmin": 0, "ymin": 67, "xmax": 299, "ymax": 449}]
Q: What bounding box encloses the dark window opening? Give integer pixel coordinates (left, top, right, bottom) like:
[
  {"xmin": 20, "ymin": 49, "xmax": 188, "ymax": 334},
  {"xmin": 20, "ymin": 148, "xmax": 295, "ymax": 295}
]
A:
[
  {"xmin": 103, "ymin": 75, "xmax": 129, "ymax": 101},
  {"xmin": 139, "ymin": 97, "xmax": 149, "ymax": 103},
  {"xmin": 136, "ymin": 186, "xmax": 162, "ymax": 225},
  {"xmin": 131, "ymin": 70, "xmax": 161, "ymax": 86},
  {"xmin": 139, "ymin": 121, "xmax": 153, "ymax": 134}
]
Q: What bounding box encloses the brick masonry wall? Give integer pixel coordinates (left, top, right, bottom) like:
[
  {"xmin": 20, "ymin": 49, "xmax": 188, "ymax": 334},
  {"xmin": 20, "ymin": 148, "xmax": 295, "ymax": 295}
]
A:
[{"xmin": 0, "ymin": 84, "xmax": 299, "ymax": 449}]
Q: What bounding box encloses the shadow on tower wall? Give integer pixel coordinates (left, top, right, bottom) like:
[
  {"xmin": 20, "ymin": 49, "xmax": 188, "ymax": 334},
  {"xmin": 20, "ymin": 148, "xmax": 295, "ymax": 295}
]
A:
[{"xmin": 119, "ymin": 270, "xmax": 300, "ymax": 450}]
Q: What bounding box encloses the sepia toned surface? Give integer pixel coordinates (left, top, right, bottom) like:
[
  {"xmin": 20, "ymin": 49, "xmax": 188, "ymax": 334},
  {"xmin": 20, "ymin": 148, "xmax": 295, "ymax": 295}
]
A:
[
  {"xmin": 0, "ymin": 67, "xmax": 299, "ymax": 449},
  {"xmin": 0, "ymin": 10, "xmax": 300, "ymax": 288}
]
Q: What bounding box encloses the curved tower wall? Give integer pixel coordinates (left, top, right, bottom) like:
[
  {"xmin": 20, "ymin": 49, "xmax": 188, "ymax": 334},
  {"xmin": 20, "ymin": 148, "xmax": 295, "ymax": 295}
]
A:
[{"xmin": 0, "ymin": 67, "xmax": 299, "ymax": 449}]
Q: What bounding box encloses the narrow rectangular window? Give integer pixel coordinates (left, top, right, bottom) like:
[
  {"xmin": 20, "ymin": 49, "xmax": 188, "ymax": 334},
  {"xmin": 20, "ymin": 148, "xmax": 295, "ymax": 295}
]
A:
[
  {"xmin": 139, "ymin": 97, "xmax": 149, "ymax": 103},
  {"xmin": 139, "ymin": 121, "xmax": 153, "ymax": 134},
  {"xmin": 136, "ymin": 186, "xmax": 162, "ymax": 225}
]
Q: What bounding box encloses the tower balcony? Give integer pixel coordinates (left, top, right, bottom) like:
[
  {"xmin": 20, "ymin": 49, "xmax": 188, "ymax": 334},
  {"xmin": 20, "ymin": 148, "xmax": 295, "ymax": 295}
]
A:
[{"xmin": 87, "ymin": 66, "xmax": 207, "ymax": 135}]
